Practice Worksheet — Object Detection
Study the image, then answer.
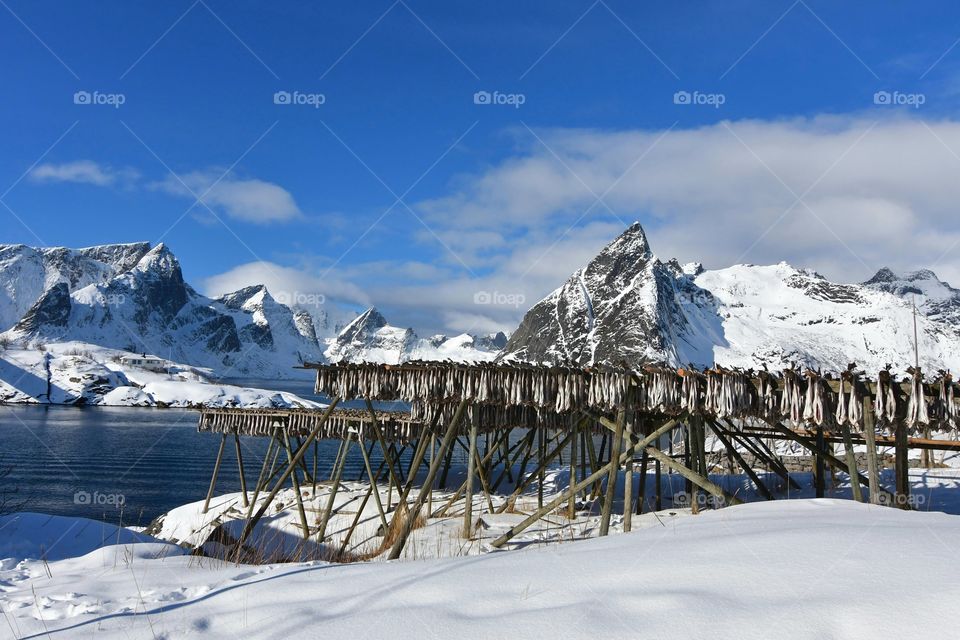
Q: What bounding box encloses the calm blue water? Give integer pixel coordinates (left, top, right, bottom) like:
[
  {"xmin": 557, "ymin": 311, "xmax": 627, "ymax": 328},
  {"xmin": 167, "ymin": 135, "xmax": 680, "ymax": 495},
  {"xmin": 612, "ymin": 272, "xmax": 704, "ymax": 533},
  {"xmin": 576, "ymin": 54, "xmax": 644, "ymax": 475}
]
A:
[{"xmin": 0, "ymin": 376, "xmax": 416, "ymax": 528}]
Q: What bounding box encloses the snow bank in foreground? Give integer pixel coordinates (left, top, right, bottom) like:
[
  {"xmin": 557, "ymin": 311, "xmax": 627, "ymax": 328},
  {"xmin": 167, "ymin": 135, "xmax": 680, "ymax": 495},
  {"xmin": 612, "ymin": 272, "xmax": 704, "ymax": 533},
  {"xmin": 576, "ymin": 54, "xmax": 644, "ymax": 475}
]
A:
[
  {"xmin": 0, "ymin": 513, "xmax": 183, "ymax": 563},
  {"xmin": 2, "ymin": 500, "xmax": 959, "ymax": 639}
]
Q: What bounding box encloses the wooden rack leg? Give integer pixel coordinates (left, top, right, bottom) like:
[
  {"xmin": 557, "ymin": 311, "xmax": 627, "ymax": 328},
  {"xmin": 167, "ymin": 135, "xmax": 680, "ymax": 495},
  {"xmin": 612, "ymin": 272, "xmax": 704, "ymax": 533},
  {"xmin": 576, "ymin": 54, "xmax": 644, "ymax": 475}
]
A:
[
  {"xmin": 463, "ymin": 418, "xmax": 478, "ymax": 538},
  {"xmin": 815, "ymin": 426, "xmax": 826, "ymax": 498},
  {"xmin": 894, "ymin": 420, "xmax": 910, "ymax": 509},
  {"xmin": 599, "ymin": 400, "xmax": 628, "ymax": 536},
  {"xmin": 283, "ymin": 432, "xmax": 310, "ymax": 541},
  {"xmin": 838, "ymin": 420, "xmax": 865, "ymax": 502},
  {"xmin": 316, "ymin": 435, "xmax": 351, "ymax": 543},
  {"xmin": 234, "ymin": 434, "xmax": 249, "ymax": 509},
  {"xmin": 709, "ymin": 422, "xmax": 774, "ymax": 501},
  {"xmin": 388, "ymin": 399, "xmax": 470, "ymax": 560},
  {"xmin": 234, "ymin": 399, "xmax": 340, "ymax": 553},
  {"xmin": 568, "ymin": 418, "xmax": 579, "ymax": 519},
  {"xmin": 203, "ymin": 434, "xmax": 227, "ymax": 514},
  {"xmin": 490, "ymin": 419, "xmax": 677, "ymax": 549},
  {"xmin": 863, "ymin": 395, "xmax": 881, "ymax": 505},
  {"xmin": 644, "ymin": 446, "xmax": 743, "ymax": 507}
]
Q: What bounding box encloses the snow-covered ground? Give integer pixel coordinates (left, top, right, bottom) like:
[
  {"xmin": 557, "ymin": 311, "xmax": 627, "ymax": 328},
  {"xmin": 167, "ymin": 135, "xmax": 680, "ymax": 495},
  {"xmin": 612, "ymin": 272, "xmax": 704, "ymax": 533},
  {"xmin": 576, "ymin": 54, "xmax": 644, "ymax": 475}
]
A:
[
  {"xmin": 2, "ymin": 497, "xmax": 959, "ymax": 639},
  {"xmin": 0, "ymin": 342, "xmax": 320, "ymax": 408}
]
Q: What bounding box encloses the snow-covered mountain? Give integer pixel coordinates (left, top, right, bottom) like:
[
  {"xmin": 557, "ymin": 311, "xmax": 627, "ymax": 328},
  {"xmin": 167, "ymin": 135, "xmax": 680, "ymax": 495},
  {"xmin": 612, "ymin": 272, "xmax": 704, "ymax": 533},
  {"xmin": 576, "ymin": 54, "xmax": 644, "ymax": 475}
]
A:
[
  {"xmin": 0, "ymin": 243, "xmax": 325, "ymax": 378},
  {"xmin": 324, "ymin": 307, "xmax": 505, "ymax": 363},
  {"xmin": 0, "ymin": 242, "xmax": 504, "ymax": 379},
  {"xmin": 501, "ymin": 222, "xmax": 960, "ymax": 374},
  {"xmin": 0, "ymin": 242, "xmax": 152, "ymax": 332}
]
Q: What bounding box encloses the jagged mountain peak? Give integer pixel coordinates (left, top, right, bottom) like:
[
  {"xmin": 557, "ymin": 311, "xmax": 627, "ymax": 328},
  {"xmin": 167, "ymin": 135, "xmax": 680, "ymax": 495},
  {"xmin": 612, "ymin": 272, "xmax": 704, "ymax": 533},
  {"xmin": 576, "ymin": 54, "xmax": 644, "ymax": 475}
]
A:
[{"xmin": 502, "ymin": 222, "xmax": 960, "ymax": 374}]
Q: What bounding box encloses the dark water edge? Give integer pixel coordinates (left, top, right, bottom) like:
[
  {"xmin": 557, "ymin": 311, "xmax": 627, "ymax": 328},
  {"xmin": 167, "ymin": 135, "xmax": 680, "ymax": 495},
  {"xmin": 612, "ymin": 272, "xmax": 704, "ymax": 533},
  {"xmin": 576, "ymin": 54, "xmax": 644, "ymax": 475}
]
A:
[{"xmin": 0, "ymin": 401, "xmax": 417, "ymax": 529}]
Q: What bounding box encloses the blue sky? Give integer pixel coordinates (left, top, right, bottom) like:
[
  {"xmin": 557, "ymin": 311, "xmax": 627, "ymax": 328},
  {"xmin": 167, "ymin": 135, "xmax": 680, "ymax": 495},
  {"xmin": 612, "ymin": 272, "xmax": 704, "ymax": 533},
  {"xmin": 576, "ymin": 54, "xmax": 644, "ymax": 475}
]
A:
[{"xmin": 5, "ymin": 1, "xmax": 960, "ymax": 334}]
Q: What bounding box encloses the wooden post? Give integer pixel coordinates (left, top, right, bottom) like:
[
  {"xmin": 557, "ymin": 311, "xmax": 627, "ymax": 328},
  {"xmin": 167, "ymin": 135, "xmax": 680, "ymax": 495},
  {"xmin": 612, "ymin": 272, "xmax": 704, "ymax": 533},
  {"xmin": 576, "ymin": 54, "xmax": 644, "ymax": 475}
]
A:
[
  {"xmin": 388, "ymin": 399, "xmax": 470, "ymax": 560},
  {"xmin": 233, "ymin": 434, "xmax": 249, "ymax": 508},
  {"xmin": 863, "ymin": 394, "xmax": 881, "ymax": 505},
  {"xmin": 599, "ymin": 403, "xmax": 627, "ymax": 536},
  {"xmin": 537, "ymin": 427, "xmax": 545, "ymax": 510},
  {"xmin": 838, "ymin": 420, "xmax": 865, "ymax": 503},
  {"xmin": 494, "ymin": 431, "xmax": 574, "ymax": 514},
  {"xmin": 623, "ymin": 437, "xmax": 635, "ymax": 531},
  {"xmin": 895, "ymin": 420, "xmax": 910, "ymax": 509},
  {"xmin": 491, "ymin": 418, "xmax": 678, "ymax": 549},
  {"xmin": 203, "ymin": 434, "xmax": 227, "ymax": 514},
  {"xmin": 283, "ymin": 432, "xmax": 310, "ymax": 541},
  {"xmin": 316, "ymin": 434, "xmax": 351, "ymax": 543},
  {"xmin": 463, "ymin": 416, "xmax": 478, "ymax": 538},
  {"xmin": 643, "ymin": 446, "xmax": 743, "ymax": 506},
  {"xmin": 356, "ymin": 425, "xmax": 389, "ymax": 533},
  {"xmin": 709, "ymin": 422, "xmax": 774, "ymax": 500},
  {"xmin": 815, "ymin": 426, "xmax": 826, "ymax": 498},
  {"xmin": 568, "ymin": 418, "xmax": 579, "ymax": 519},
  {"xmin": 234, "ymin": 399, "xmax": 340, "ymax": 552},
  {"xmin": 636, "ymin": 449, "xmax": 649, "ymax": 515},
  {"xmin": 655, "ymin": 438, "xmax": 663, "ymax": 511}
]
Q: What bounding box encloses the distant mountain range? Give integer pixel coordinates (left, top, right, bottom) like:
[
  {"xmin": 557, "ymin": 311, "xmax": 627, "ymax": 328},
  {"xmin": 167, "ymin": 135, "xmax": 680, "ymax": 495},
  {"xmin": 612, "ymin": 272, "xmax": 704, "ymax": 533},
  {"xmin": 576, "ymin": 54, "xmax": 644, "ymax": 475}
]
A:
[
  {"xmin": 500, "ymin": 222, "xmax": 960, "ymax": 374},
  {"xmin": 0, "ymin": 243, "xmax": 504, "ymax": 378},
  {"xmin": 4, "ymin": 224, "xmax": 959, "ymax": 381}
]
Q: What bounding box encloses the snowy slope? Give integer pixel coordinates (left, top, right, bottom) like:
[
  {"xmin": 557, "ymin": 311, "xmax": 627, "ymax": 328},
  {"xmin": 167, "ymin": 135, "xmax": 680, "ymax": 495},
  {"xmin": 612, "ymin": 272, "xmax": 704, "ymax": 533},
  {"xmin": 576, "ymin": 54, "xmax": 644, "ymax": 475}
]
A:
[
  {"xmin": 2, "ymin": 500, "xmax": 959, "ymax": 639},
  {"xmin": 0, "ymin": 242, "xmax": 151, "ymax": 332},
  {"xmin": 1, "ymin": 244, "xmax": 326, "ymax": 378},
  {"xmin": 0, "ymin": 342, "xmax": 321, "ymax": 407},
  {"xmin": 502, "ymin": 222, "xmax": 960, "ymax": 374}
]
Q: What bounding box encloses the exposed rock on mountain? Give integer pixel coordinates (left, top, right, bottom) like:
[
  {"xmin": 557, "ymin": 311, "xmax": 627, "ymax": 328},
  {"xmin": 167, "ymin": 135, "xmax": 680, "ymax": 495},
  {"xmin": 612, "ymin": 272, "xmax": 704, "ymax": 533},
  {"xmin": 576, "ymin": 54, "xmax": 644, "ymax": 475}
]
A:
[{"xmin": 501, "ymin": 222, "xmax": 960, "ymax": 374}]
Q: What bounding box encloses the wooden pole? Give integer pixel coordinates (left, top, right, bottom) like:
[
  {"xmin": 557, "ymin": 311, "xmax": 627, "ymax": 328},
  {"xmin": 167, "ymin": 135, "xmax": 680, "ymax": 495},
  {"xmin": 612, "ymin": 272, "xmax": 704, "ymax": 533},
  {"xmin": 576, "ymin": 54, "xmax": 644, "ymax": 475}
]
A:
[
  {"xmin": 234, "ymin": 434, "xmax": 249, "ymax": 509},
  {"xmin": 709, "ymin": 422, "xmax": 774, "ymax": 500},
  {"xmin": 203, "ymin": 434, "xmax": 227, "ymax": 514},
  {"xmin": 356, "ymin": 425, "xmax": 389, "ymax": 533},
  {"xmin": 463, "ymin": 416, "xmax": 478, "ymax": 538},
  {"xmin": 838, "ymin": 419, "xmax": 865, "ymax": 503},
  {"xmin": 316, "ymin": 434, "xmax": 351, "ymax": 543},
  {"xmin": 283, "ymin": 432, "xmax": 310, "ymax": 541},
  {"xmin": 895, "ymin": 420, "xmax": 910, "ymax": 509},
  {"xmin": 636, "ymin": 449, "xmax": 649, "ymax": 515},
  {"xmin": 643, "ymin": 446, "xmax": 744, "ymax": 506},
  {"xmin": 491, "ymin": 418, "xmax": 678, "ymax": 549},
  {"xmin": 388, "ymin": 399, "xmax": 470, "ymax": 560},
  {"xmin": 815, "ymin": 426, "xmax": 826, "ymax": 498},
  {"xmin": 603, "ymin": 395, "xmax": 628, "ymax": 535},
  {"xmin": 863, "ymin": 394, "xmax": 881, "ymax": 505},
  {"xmin": 568, "ymin": 417, "xmax": 579, "ymax": 519},
  {"xmin": 234, "ymin": 399, "xmax": 340, "ymax": 552}
]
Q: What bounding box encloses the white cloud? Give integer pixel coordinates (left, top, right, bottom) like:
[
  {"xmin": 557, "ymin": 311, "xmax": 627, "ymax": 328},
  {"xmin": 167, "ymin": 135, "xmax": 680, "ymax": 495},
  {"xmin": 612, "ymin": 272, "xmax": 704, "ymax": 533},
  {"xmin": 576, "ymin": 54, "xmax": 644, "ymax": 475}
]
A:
[
  {"xmin": 416, "ymin": 115, "xmax": 960, "ymax": 286},
  {"xmin": 29, "ymin": 160, "xmax": 138, "ymax": 187},
  {"xmin": 153, "ymin": 170, "xmax": 302, "ymax": 223},
  {"xmin": 202, "ymin": 260, "xmax": 370, "ymax": 310}
]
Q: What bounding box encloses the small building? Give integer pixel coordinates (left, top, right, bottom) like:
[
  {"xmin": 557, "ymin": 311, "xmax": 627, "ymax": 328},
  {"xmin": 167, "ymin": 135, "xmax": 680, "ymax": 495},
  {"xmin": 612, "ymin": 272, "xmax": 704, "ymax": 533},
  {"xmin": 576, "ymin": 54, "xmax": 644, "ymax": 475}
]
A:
[{"xmin": 120, "ymin": 354, "xmax": 168, "ymax": 373}]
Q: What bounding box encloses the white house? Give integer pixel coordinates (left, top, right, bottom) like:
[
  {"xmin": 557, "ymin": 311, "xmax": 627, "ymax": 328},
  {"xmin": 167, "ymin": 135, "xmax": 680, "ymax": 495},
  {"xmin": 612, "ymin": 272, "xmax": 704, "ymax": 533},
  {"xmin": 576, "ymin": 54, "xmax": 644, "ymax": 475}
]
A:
[{"xmin": 120, "ymin": 354, "xmax": 168, "ymax": 373}]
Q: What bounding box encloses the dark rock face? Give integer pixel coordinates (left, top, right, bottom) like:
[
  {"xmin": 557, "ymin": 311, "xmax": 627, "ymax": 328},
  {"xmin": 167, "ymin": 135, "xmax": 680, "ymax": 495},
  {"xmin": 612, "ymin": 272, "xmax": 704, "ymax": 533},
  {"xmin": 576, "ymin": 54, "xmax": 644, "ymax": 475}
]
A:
[
  {"xmin": 334, "ymin": 308, "xmax": 389, "ymax": 348},
  {"xmin": 14, "ymin": 283, "xmax": 72, "ymax": 334},
  {"xmin": 476, "ymin": 331, "xmax": 508, "ymax": 351},
  {"xmin": 501, "ymin": 222, "xmax": 716, "ymax": 367}
]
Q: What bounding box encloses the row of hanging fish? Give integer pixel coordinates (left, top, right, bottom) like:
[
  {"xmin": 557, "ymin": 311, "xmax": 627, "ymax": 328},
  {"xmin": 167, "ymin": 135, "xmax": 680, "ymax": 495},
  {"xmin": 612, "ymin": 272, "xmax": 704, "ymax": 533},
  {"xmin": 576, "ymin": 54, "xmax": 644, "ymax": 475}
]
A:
[
  {"xmin": 198, "ymin": 407, "xmax": 430, "ymax": 443},
  {"xmin": 309, "ymin": 362, "xmax": 960, "ymax": 432}
]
